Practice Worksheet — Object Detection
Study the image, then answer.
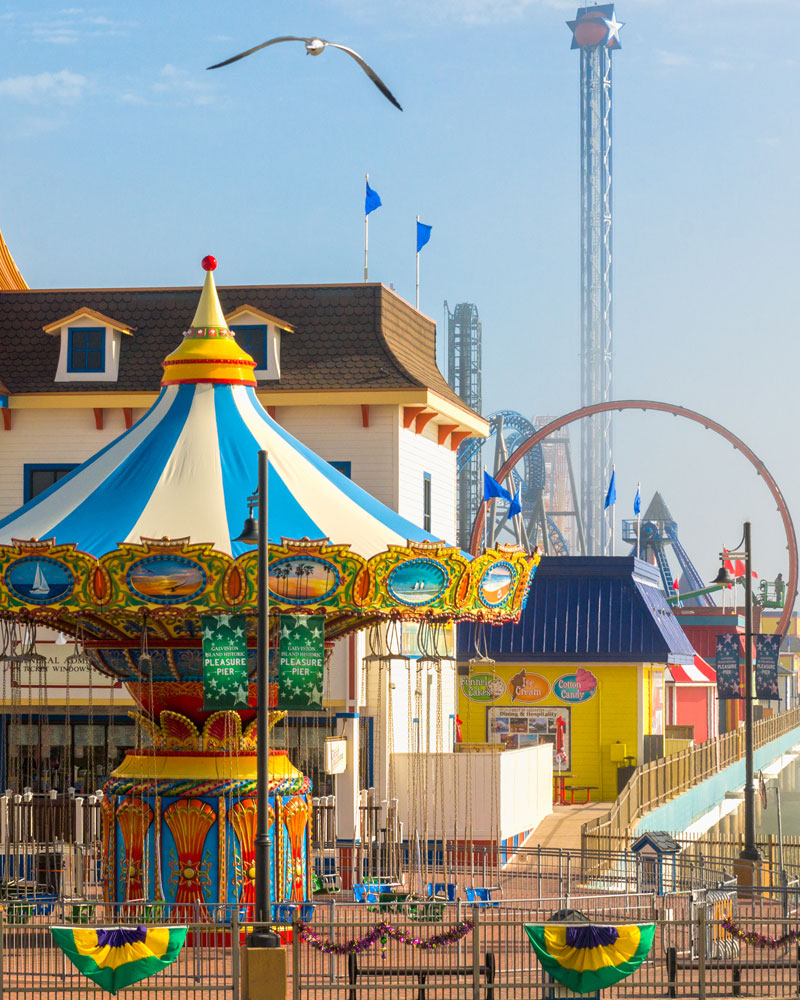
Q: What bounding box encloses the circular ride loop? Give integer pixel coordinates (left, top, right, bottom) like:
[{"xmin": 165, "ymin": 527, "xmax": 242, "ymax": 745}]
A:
[{"xmin": 469, "ymin": 400, "xmax": 798, "ymax": 637}]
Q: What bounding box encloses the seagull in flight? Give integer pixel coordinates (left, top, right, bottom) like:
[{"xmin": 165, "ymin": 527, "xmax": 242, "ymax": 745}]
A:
[{"xmin": 207, "ymin": 36, "xmax": 403, "ymax": 111}]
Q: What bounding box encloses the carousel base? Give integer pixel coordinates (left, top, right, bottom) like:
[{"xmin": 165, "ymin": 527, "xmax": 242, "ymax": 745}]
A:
[{"xmin": 102, "ymin": 746, "xmax": 312, "ymax": 917}]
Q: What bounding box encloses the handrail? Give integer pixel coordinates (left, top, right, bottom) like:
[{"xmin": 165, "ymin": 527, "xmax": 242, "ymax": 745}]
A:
[{"xmin": 583, "ymin": 706, "xmax": 800, "ymax": 845}]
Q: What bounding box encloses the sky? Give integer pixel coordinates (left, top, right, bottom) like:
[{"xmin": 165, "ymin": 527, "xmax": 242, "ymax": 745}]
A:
[{"xmin": 1, "ymin": 0, "xmax": 798, "ymax": 588}]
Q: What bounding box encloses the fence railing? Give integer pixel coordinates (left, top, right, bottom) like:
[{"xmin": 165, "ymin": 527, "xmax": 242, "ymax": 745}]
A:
[
  {"xmin": 0, "ymin": 909, "xmax": 239, "ymax": 999},
  {"xmin": 583, "ymin": 706, "xmax": 800, "ymax": 845},
  {"xmin": 289, "ymin": 909, "xmax": 800, "ymax": 999}
]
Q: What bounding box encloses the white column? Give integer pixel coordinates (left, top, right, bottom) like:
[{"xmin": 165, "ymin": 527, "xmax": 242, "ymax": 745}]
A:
[{"xmin": 335, "ymin": 633, "xmax": 362, "ymax": 841}]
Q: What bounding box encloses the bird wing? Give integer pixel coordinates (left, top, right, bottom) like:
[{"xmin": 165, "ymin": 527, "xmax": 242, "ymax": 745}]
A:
[
  {"xmin": 207, "ymin": 36, "xmax": 308, "ymax": 70},
  {"xmin": 322, "ymin": 41, "xmax": 403, "ymax": 111}
]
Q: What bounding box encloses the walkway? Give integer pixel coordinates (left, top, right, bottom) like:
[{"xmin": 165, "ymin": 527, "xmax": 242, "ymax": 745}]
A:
[{"xmin": 525, "ymin": 802, "xmax": 612, "ymax": 851}]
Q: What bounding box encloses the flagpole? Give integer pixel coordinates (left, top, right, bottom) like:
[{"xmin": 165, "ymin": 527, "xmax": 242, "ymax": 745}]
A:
[
  {"xmin": 364, "ymin": 173, "xmax": 369, "ymax": 283},
  {"xmin": 611, "ymin": 464, "xmax": 616, "ymax": 557},
  {"xmin": 415, "ymin": 214, "xmax": 420, "ymax": 310},
  {"xmin": 636, "ymin": 481, "xmax": 641, "ymax": 559}
]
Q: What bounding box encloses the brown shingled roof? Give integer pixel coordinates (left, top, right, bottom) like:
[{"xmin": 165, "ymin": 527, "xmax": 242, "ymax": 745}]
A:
[{"xmin": 0, "ymin": 283, "xmax": 473, "ymax": 415}]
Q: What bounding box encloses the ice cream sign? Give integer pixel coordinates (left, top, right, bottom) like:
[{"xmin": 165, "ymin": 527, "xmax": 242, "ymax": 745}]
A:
[
  {"xmin": 553, "ymin": 667, "xmax": 598, "ymax": 703},
  {"xmin": 507, "ymin": 669, "xmax": 550, "ymax": 703}
]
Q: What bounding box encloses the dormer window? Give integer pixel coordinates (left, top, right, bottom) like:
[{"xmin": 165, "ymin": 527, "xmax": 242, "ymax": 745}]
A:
[
  {"xmin": 68, "ymin": 327, "xmax": 105, "ymax": 373},
  {"xmin": 44, "ymin": 308, "xmax": 134, "ymax": 383},
  {"xmin": 225, "ymin": 305, "xmax": 293, "ymax": 382},
  {"xmin": 230, "ymin": 324, "xmax": 267, "ymax": 372}
]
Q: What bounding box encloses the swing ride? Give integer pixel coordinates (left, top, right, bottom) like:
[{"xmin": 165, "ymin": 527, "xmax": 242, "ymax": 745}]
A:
[{"xmin": 0, "ymin": 256, "xmax": 538, "ymax": 916}]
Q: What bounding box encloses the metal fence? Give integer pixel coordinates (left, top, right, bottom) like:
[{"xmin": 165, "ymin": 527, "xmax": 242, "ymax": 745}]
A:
[
  {"xmin": 0, "ymin": 904, "xmax": 240, "ymax": 999},
  {"xmin": 290, "ymin": 908, "xmax": 800, "ymax": 999}
]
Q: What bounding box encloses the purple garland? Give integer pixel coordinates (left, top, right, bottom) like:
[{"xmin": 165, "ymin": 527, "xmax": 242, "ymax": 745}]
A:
[
  {"xmin": 722, "ymin": 918, "xmax": 800, "ymax": 949},
  {"xmin": 297, "ymin": 919, "xmax": 474, "ymax": 958}
]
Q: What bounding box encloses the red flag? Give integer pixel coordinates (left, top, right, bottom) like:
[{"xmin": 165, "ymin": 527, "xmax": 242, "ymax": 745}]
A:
[
  {"xmin": 723, "ymin": 547, "xmax": 735, "ymax": 574},
  {"xmin": 672, "ymin": 579, "xmax": 680, "ymax": 590}
]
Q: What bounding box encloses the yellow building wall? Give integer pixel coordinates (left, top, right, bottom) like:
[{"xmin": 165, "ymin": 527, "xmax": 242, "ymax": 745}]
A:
[{"xmin": 458, "ymin": 662, "xmax": 664, "ymax": 801}]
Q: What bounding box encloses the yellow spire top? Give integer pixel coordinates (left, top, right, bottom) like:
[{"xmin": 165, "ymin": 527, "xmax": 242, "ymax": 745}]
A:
[
  {"xmin": 191, "ymin": 263, "xmax": 228, "ymax": 329},
  {"xmin": 162, "ymin": 255, "xmax": 257, "ymax": 387}
]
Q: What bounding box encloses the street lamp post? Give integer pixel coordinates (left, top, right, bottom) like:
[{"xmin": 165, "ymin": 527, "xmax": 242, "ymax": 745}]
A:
[
  {"xmin": 713, "ymin": 521, "xmax": 762, "ymax": 865},
  {"xmin": 235, "ymin": 448, "xmax": 281, "ymax": 948}
]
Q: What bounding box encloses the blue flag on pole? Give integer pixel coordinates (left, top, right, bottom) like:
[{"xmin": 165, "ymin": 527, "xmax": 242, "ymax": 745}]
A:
[
  {"xmin": 508, "ymin": 487, "xmax": 523, "ymax": 519},
  {"xmin": 365, "ymin": 180, "xmax": 382, "ymax": 216},
  {"xmin": 416, "ymin": 220, "xmax": 432, "ymax": 253},
  {"xmin": 633, "ymin": 483, "xmax": 641, "ymax": 516},
  {"xmin": 484, "ymin": 471, "xmax": 512, "ymax": 503},
  {"xmin": 604, "ymin": 468, "xmax": 616, "ymax": 510}
]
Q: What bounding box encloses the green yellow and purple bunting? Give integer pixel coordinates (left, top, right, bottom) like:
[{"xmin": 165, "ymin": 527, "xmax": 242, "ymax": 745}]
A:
[
  {"xmin": 50, "ymin": 925, "xmax": 188, "ymax": 995},
  {"xmin": 524, "ymin": 923, "xmax": 655, "ymax": 995}
]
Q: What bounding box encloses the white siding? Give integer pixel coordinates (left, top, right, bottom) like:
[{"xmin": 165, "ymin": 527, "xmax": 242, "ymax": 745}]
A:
[
  {"xmin": 397, "ymin": 421, "xmax": 457, "ymax": 545},
  {"xmin": 272, "ymin": 403, "xmax": 398, "ymax": 511},
  {"xmin": 0, "ymin": 407, "xmax": 148, "ymax": 518}
]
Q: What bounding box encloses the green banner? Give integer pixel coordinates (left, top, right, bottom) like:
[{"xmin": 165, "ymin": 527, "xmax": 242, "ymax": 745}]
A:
[
  {"xmin": 202, "ymin": 614, "xmax": 249, "ymax": 710},
  {"xmin": 278, "ymin": 614, "xmax": 325, "ymax": 711}
]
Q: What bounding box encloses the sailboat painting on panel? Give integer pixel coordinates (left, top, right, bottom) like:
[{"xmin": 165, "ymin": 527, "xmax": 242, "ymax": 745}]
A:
[{"xmin": 6, "ymin": 557, "xmax": 74, "ymax": 603}]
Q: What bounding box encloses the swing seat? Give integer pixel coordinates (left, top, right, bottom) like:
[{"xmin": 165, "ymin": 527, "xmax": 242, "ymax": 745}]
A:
[
  {"xmin": 407, "ymin": 900, "xmax": 445, "ymax": 922},
  {"xmin": 273, "ymin": 902, "xmax": 316, "ymax": 924},
  {"xmin": 68, "ymin": 901, "xmax": 97, "ymax": 924},
  {"xmin": 465, "ymin": 887, "xmax": 499, "ymax": 908},
  {"xmin": 426, "ymin": 881, "xmax": 457, "ymax": 901},
  {"xmin": 3, "ymin": 902, "xmax": 34, "ymax": 924},
  {"xmin": 312, "ymin": 872, "xmax": 342, "ymax": 894},
  {"xmin": 353, "ymin": 884, "xmax": 380, "ymax": 909}
]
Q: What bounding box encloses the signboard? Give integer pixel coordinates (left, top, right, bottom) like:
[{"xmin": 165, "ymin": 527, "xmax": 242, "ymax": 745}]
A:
[
  {"xmin": 278, "ymin": 614, "xmax": 325, "ymax": 711},
  {"xmin": 201, "ymin": 614, "xmax": 249, "ymax": 710},
  {"xmin": 553, "ymin": 668, "xmax": 598, "ymax": 704},
  {"xmin": 324, "ymin": 736, "xmax": 347, "ymax": 774},
  {"xmin": 755, "ymin": 634, "xmax": 781, "ymax": 701},
  {"xmin": 487, "ymin": 706, "xmax": 571, "ymax": 769},
  {"xmin": 460, "ymin": 671, "xmax": 506, "ymax": 703},
  {"xmin": 506, "ymin": 669, "xmax": 550, "ymax": 704},
  {"xmin": 715, "ymin": 634, "xmax": 741, "ymax": 700}
]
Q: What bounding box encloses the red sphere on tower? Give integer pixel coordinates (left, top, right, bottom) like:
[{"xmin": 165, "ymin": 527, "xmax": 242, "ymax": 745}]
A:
[{"xmin": 201, "ymin": 255, "xmax": 217, "ymax": 272}]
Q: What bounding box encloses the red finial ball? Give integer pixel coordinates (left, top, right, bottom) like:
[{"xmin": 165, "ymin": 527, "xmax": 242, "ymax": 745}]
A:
[{"xmin": 201, "ymin": 255, "xmax": 217, "ymax": 272}]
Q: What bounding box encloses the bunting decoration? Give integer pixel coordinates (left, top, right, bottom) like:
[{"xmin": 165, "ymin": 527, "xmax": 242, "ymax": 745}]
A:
[
  {"xmin": 50, "ymin": 925, "xmax": 188, "ymax": 995},
  {"xmin": 524, "ymin": 923, "xmax": 655, "ymax": 995},
  {"xmin": 297, "ymin": 919, "xmax": 473, "ymax": 958}
]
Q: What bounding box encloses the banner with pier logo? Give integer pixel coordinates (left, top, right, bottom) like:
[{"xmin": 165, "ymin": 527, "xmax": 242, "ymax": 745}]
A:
[
  {"xmin": 278, "ymin": 614, "xmax": 325, "ymax": 710},
  {"xmin": 201, "ymin": 614, "xmax": 249, "ymax": 710},
  {"xmin": 715, "ymin": 634, "xmax": 741, "ymax": 700},
  {"xmin": 755, "ymin": 634, "xmax": 781, "ymax": 701}
]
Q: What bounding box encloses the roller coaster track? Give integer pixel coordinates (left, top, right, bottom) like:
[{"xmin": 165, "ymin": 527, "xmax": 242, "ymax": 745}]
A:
[{"xmin": 469, "ymin": 400, "xmax": 798, "ymax": 637}]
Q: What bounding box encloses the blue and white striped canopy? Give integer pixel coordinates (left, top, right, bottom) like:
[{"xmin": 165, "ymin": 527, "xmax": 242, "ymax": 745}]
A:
[{"xmin": 0, "ymin": 382, "xmax": 437, "ymax": 558}]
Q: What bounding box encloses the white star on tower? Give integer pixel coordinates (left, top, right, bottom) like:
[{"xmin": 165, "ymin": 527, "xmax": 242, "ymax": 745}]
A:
[{"xmin": 603, "ymin": 15, "xmax": 624, "ymax": 44}]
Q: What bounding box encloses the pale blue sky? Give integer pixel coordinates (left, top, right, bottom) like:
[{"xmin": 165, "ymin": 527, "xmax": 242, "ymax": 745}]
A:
[{"xmin": 1, "ymin": 1, "xmax": 798, "ymax": 585}]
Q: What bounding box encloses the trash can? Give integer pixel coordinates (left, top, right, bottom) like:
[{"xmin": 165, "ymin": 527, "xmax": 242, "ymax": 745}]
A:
[
  {"xmin": 616, "ymin": 764, "xmax": 636, "ymax": 794},
  {"xmin": 36, "ymin": 850, "xmax": 62, "ymax": 894}
]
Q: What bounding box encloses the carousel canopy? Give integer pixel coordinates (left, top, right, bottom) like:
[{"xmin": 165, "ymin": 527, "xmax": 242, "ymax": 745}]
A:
[
  {"xmin": 0, "ymin": 259, "xmax": 437, "ymax": 560},
  {"xmin": 0, "ymin": 258, "xmax": 537, "ymax": 649}
]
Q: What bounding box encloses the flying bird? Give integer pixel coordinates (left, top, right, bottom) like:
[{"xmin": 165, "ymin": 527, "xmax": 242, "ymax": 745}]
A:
[{"xmin": 207, "ymin": 36, "xmax": 403, "ymax": 111}]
